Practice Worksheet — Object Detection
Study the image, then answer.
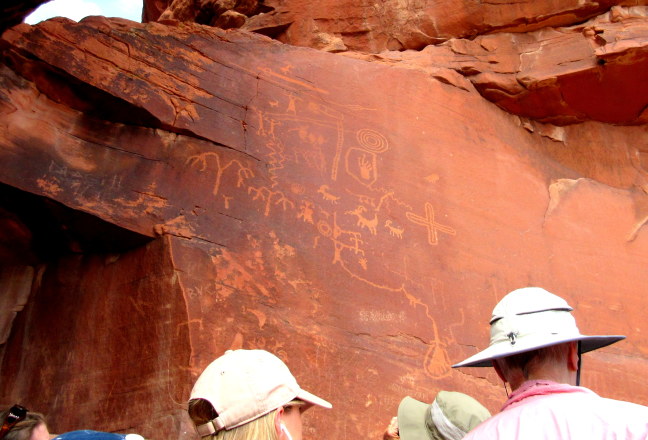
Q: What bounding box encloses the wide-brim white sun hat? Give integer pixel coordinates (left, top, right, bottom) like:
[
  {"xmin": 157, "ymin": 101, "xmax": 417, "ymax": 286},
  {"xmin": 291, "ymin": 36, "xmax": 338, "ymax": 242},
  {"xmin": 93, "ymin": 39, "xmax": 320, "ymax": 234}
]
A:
[
  {"xmin": 190, "ymin": 349, "xmax": 331, "ymax": 436},
  {"xmin": 453, "ymin": 287, "xmax": 625, "ymax": 368}
]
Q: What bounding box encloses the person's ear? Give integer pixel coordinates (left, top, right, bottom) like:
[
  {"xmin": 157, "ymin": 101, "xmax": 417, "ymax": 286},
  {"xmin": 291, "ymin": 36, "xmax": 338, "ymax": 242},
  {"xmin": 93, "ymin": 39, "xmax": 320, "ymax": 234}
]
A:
[
  {"xmin": 567, "ymin": 341, "xmax": 579, "ymax": 371},
  {"xmin": 274, "ymin": 407, "xmax": 285, "ymax": 437},
  {"xmin": 492, "ymin": 359, "xmax": 507, "ymax": 383}
]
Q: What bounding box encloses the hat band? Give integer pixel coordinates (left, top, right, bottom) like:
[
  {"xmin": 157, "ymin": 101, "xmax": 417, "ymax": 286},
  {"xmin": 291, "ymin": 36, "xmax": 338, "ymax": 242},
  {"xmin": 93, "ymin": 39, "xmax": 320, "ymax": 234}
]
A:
[
  {"xmin": 196, "ymin": 417, "xmax": 226, "ymax": 437},
  {"xmin": 430, "ymin": 399, "xmax": 466, "ymax": 440},
  {"xmin": 489, "ymin": 310, "xmax": 579, "ymax": 346}
]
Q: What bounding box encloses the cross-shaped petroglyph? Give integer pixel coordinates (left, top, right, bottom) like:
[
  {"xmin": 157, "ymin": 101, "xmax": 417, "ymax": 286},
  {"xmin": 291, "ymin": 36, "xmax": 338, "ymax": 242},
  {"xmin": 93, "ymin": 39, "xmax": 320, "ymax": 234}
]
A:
[{"xmin": 406, "ymin": 202, "xmax": 456, "ymax": 245}]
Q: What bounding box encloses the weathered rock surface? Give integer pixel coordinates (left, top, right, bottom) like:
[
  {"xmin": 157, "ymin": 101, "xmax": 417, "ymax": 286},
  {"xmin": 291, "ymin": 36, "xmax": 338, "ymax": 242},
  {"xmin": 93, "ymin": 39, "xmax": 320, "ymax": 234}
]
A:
[
  {"xmin": 1, "ymin": 238, "xmax": 192, "ymax": 437},
  {"xmin": 351, "ymin": 7, "xmax": 648, "ymax": 125},
  {"xmin": 0, "ymin": 4, "xmax": 647, "ymax": 440},
  {"xmin": 147, "ymin": 0, "xmax": 648, "ymax": 52}
]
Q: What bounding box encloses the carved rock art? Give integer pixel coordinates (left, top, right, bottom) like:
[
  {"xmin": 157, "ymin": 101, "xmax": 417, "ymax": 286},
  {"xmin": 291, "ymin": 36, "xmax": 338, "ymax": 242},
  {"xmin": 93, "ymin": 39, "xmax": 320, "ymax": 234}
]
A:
[{"xmin": 0, "ymin": 3, "xmax": 647, "ymax": 440}]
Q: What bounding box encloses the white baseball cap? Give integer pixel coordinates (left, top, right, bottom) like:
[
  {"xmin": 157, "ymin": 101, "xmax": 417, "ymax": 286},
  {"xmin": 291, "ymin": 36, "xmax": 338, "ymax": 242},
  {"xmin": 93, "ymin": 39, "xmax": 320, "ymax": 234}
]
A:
[
  {"xmin": 189, "ymin": 349, "xmax": 331, "ymax": 436},
  {"xmin": 453, "ymin": 287, "xmax": 625, "ymax": 368}
]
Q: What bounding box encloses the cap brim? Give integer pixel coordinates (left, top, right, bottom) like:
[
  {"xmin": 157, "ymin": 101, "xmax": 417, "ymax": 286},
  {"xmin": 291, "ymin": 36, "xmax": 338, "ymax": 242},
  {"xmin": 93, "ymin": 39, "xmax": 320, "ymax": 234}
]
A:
[
  {"xmin": 54, "ymin": 431, "xmax": 125, "ymax": 440},
  {"xmin": 397, "ymin": 396, "xmax": 429, "ymax": 440},
  {"xmin": 297, "ymin": 388, "xmax": 332, "ymax": 409},
  {"xmin": 453, "ymin": 334, "xmax": 625, "ymax": 368}
]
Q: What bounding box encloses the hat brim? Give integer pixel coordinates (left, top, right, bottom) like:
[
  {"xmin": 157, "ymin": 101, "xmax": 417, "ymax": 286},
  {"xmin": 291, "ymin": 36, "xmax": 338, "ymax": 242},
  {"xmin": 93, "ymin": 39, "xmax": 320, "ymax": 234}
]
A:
[
  {"xmin": 453, "ymin": 334, "xmax": 625, "ymax": 368},
  {"xmin": 397, "ymin": 396, "xmax": 431, "ymax": 440},
  {"xmin": 54, "ymin": 431, "xmax": 126, "ymax": 440},
  {"xmin": 297, "ymin": 388, "xmax": 332, "ymax": 409}
]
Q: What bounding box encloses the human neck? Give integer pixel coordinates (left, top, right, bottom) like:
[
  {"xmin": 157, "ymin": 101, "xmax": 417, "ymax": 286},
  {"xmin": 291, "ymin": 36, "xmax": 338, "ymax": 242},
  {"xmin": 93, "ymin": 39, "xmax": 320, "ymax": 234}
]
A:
[{"xmin": 510, "ymin": 364, "xmax": 576, "ymax": 391}]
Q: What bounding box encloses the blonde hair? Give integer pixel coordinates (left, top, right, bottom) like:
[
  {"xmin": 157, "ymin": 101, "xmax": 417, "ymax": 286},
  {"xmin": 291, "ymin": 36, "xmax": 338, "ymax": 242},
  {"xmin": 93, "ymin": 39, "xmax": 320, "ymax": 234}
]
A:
[
  {"xmin": 0, "ymin": 409, "xmax": 46, "ymax": 440},
  {"xmin": 188, "ymin": 398, "xmax": 288, "ymax": 440}
]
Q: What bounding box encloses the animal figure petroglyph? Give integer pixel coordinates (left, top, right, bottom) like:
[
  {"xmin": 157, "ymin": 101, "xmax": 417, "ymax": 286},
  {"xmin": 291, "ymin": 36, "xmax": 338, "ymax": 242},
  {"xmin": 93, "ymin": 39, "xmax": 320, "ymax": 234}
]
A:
[
  {"xmin": 317, "ymin": 185, "xmax": 340, "ymax": 203},
  {"xmin": 385, "ymin": 220, "xmax": 404, "ymax": 238},
  {"xmin": 346, "ymin": 205, "xmax": 378, "ymax": 235}
]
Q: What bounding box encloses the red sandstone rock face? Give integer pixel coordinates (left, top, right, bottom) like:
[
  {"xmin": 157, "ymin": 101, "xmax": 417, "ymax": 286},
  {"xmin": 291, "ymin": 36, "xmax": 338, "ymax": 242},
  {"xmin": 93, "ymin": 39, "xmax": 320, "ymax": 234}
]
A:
[
  {"xmin": 445, "ymin": 7, "xmax": 648, "ymax": 125},
  {"xmin": 0, "ymin": 5, "xmax": 647, "ymax": 440},
  {"xmin": 1, "ymin": 239, "xmax": 192, "ymax": 437},
  {"xmin": 348, "ymin": 7, "xmax": 648, "ymax": 126},
  {"xmin": 147, "ymin": 0, "xmax": 648, "ymax": 52}
]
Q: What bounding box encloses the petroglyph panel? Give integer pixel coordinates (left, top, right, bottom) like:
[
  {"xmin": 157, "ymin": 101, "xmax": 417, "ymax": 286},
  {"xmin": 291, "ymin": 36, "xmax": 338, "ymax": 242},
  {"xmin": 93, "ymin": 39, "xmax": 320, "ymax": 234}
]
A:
[
  {"xmin": 3, "ymin": 16, "xmax": 648, "ymax": 440},
  {"xmin": 162, "ymin": 65, "xmax": 467, "ymax": 385}
]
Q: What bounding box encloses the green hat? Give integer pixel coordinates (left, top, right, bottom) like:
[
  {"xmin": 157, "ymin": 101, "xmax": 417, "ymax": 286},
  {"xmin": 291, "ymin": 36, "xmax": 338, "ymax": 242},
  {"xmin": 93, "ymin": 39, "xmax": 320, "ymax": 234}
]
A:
[{"xmin": 397, "ymin": 392, "xmax": 490, "ymax": 440}]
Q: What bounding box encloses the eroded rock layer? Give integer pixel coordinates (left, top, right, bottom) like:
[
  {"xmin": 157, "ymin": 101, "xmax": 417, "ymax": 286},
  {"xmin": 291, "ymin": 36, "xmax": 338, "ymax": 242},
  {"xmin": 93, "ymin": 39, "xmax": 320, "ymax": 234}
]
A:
[{"xmin": 148, "ymin": 0, "xmax": 648, "ymax": 52}]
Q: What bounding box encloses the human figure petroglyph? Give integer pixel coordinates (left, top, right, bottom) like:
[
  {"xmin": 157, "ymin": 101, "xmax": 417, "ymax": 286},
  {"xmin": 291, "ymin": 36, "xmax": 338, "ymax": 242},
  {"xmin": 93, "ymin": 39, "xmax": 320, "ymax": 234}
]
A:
[
  {"xmin": 286, "ymin": 93, "xmax": 301, "ymax": 114},
  {"xmin": 266, "ymin": 118, "xmax": 281, "ymax": 139},
  {"xmin": 254, "ymin": 108, "xmax": 282, "ymax": 139},
  {"xmin": 317, "ymin": 184, "xmax": 340, "ymax": 203},
  {"xmin": 385, "ymin": 220, "xmax": 404, "ymax": 238},
  {"xmin": 345, "ymin": 230, "xmax": 364, "ymax": 254},
  {"xmin": 346, "ymin": 205, "xmax": 378, "ymax": 235},
  {"xmin": 316, "ymin": 211, "xmax": 365, "ymax": 265},
  {"xmin": 297, "ymin": 200, "xmax": 315, "ymax": 223},
  {"xmin": 406, "ymin": 202, "xmax": 456, "ymax": 245}
]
